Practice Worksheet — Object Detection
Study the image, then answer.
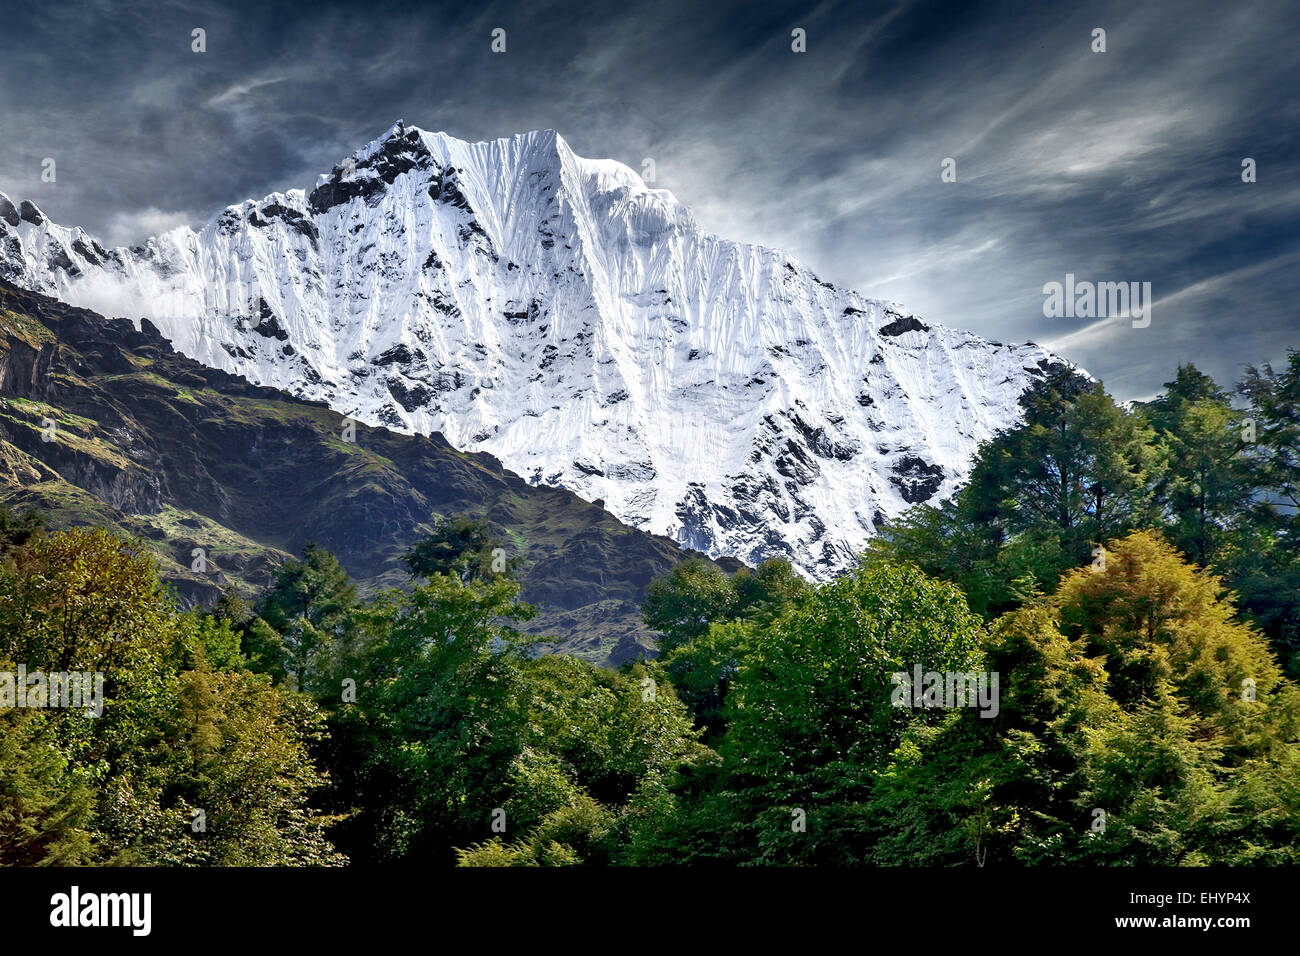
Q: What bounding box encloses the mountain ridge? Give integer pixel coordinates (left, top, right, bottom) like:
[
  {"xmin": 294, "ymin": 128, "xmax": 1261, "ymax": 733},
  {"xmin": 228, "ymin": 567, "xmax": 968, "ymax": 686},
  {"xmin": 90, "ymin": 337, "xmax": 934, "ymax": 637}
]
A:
[
  {"xmin": 0, "ymin": 277, "xmax": 737, "ymax": 665},
  {"xmin": 0, "ymin": 121, "xmax": 1072, "ymax": 578}
]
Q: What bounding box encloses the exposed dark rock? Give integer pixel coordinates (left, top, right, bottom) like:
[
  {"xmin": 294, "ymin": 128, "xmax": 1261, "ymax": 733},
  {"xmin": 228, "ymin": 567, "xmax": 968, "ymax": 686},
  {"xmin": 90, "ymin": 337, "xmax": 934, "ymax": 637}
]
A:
[
  {"xmin": 427, "ymin": 166, "xmax": 472, "ymax": 210},
  {"xmin": 371, "ymin": 343, "xmax": 420, "ymax": 366},
  {"xmin": 18, "ymin": 200, "xmax": 44, "ymax": 225},
  {"xmin": 307, "ymin": 125, "xmax": 433, "ymax": 215},
  {"xmin": 889, "ymin": 454, "xmax": 946, "ymax": 503},
  {"xmin": 251, "ymin": 301, "xmax": 289, "ymax": 341},
  {"xmin": 249, "ymin": 202, "xmax": 319, "ymax": 244},
  {"xmin": 773, "ymin": 436, "xmax": 820, "ymax": 484},
  {"xmin": 48, "ymin": 246, "xmax": 79, "ymax": 276},
  {"xmin": 385, "ymin": 376, "xmax": 435, "ymax": 412},
  {"xmin": 457, "ymin": 220, "xmax": 491, "ymax": 246},
  {"xmin": 216, "ymin": 208, "xmax": 243, "ymax": 237},
  {"xmin": 374, "ymin": 403, "xmax": 405, "ymax": 428},
  {"xmin": 427, "ymin": 291, "xmax": 459, "ymax": 316},
  {"xmin": 786, "ymin": 411, "xmax": 859, "ymax": 461},
  {"xmin": 674, "ymin": 483, "xmax": 741, "ymax": 555},
  {"xmin": 878, "ymin": 314, "xmax": 929, "ymax": 337},
  {"xmin": 71, "ymin": 236, "xmax": 106, "ymax": 266}
]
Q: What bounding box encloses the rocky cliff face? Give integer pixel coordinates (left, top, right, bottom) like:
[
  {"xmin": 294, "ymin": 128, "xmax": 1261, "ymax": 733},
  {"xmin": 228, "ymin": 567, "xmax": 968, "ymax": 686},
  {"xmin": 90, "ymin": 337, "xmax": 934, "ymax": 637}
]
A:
[{"xmin": 0, "ymin": 122, "xmax": 1069, "ymax": 577}]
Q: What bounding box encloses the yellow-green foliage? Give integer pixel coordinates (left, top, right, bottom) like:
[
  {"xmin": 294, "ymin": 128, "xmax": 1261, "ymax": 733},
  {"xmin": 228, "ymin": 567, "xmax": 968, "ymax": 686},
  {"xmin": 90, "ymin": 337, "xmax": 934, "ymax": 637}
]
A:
[
  {"xmin": 0, "ymin": 527, "xmax": 343, "ymax": 866},
  {"xmin": 1056, "ymin": 530, "xmax": 1300, "ymax": 757}
]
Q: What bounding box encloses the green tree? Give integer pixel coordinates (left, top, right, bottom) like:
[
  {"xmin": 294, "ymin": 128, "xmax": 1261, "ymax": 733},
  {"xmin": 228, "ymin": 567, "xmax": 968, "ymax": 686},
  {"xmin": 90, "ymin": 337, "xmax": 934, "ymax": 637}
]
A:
[
  {"xmin": 0, "ymin": 527, "xmax": 342, "ymax": 865},
  {"xmin": 251, "ymin": 543, "xmax": 358, "ymax": 691},
  {"xmin": 403, "ymin": 515, "xmax": 517, "ymax": 582},
  {"xmin": 642, "ymin": 558, "xmax": 741, "ymax": 654},
  {"xmin": 1142, "ymin": 364, "xmax": 1256, "ymax": 565},
  {"xmin": 870, "ymin": 601, "xmax": 1113, "ymax": 866},
  {"xmin": 0, "ymin": 504, "xmax": 45, "ymax": 567},
  {"xmin": 630, "ymin": 562, "xmax": 988, "ymax": 865},
  {"xmin": 660, "ymin": 620, "xmax": 754, "ymax": 742},
  {"xmin": 872, "ymin": 368, "xmax": 1166, "ymax": 616},
  {"xmin": 1233, "ymin": 351, "xmax": 1300, "ymax": 673},
  {"xmin": 521, "ymin": 655, "xmax": 704, "ymax": 808},
  {"xmin": 970, "ymin": 370, "xmax": 1164, "ymax": 564},
  {"xmin": 867, "ymin": 531, "xmax": 1300, "ymax": 866},
  {"xmin": 316, "ymin": 571, "xmax": 536, "ymax": 863},
  {"xmin": 1056, "ymin": 531, "xmax": 1299, "ymax": 760},
  {"xmin": 0, "ymin": 708, "xmax": 96, "ymax": 865},
  {"xmin": 645, "ymin": 556, "xmax": 809, "ymax": 738}
]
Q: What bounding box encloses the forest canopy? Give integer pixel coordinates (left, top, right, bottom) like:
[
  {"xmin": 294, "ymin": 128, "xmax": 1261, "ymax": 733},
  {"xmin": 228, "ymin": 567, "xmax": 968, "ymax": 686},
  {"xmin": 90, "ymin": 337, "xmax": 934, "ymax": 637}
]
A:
[{"xmin": 2, "ymin": 354, "xmax": 1298, "ymax": 866}]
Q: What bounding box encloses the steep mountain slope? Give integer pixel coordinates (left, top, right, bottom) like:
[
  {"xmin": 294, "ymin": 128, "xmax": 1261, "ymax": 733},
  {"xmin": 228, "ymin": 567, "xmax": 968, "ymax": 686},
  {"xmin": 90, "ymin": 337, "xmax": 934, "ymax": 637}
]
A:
[
  {"xmin": 0, "ymin": 122, "xmax": 1067, "ymax": 577},
  {"xmin": 0, "ymin": 279, "xmax": 737, "ymax": 665}
]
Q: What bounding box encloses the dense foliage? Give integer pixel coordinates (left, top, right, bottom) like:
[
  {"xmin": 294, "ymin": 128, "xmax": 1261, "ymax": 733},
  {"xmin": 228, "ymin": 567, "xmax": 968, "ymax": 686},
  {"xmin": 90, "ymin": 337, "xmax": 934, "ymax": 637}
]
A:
[
  {"xmin": 0, "ymin": 523, "xmax": 340, "ymax": 865},
  {"xmin": 2, "ymin": 354, "xmax": 1297, "ymax": 866},
  {"xmin": 871, "ymin": 357, "xmax": 1300, "ymax": 675}
]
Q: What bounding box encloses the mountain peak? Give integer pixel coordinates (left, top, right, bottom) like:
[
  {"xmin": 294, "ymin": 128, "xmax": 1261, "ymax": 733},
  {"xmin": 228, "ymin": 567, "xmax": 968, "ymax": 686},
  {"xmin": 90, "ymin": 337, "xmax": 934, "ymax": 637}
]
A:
[
  {"xmin": 0, "ymin": 192, "xmax": 18, "ymax": 227},
  {"xmin": 0, "ymin": 196, "xmax": 49, "ymax": 227},
  {"xmin": 0, "ymin": 123, "xmax": 1071, "ymax": 579}
]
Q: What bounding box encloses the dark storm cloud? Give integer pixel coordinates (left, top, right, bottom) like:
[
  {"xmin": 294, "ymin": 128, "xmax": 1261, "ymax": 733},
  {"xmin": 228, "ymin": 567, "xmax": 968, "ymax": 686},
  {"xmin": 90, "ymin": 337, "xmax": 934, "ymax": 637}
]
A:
[{"xmin": 1, "ymin": 0, "xmax": 1296, "ymax": 398}]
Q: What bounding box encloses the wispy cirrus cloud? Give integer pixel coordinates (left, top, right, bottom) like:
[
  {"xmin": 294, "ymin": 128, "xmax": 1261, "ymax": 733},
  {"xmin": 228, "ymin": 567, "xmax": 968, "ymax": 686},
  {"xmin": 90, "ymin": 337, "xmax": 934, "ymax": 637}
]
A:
[
  {"xmin": 0, "ymin": 0, "xmax": 1294, "ymax": 399},
  {"xmin": 206, "ymin": 74, "xmax": 289, "ymax": 109}
]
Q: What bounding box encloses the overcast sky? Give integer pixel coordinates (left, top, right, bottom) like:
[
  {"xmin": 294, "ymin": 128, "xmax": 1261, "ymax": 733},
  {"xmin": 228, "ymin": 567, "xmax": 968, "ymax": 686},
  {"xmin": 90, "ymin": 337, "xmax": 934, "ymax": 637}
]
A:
[{"xmin": 2, "ymin": 0, "xmax": 1296, "ymax": 400}]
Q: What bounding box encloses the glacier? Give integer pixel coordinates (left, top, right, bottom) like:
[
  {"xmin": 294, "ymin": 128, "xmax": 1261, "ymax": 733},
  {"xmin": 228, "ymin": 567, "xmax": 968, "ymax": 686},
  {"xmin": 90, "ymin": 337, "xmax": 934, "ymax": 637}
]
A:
[{"xmin": 0, "ymin": 121, "xmax": 1068, "ymax": 578}]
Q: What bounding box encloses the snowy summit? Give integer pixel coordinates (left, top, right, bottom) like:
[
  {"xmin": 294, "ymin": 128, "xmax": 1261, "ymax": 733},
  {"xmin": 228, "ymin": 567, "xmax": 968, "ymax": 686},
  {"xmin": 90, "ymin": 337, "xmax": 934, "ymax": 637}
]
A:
[{"xmin": 0, "ymin": 122, "xmax": 1068, "ymax": 577}]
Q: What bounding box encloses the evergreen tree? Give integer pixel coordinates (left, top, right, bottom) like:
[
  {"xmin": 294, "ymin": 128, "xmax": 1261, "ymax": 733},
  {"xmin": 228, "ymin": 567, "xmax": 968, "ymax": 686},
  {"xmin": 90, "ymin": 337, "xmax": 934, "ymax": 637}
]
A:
[
  {"xmin": 872, "ymin": 368, "xmax": 1166, "ymax": 616},
  {"xmin": 1233, "ymin": 351, "xmax": 1300, "ymax": 673},
  {"xmin": 251, "ymin": 543, "xmax": 358, "ymax": 691},
  {"xmin": 1142, "ymin": 364, "xmax": 1256, "ymax": 565},
  {"xmin": 402, "ymin": 515, "xmax": 517, "ymax": 582}
]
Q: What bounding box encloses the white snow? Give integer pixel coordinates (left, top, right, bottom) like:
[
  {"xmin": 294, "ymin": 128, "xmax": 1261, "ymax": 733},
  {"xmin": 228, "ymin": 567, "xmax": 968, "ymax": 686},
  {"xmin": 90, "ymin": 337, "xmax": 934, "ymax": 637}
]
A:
[{"xmin": 0, "ymin": 124, "xmax": 1069, "ymax": 578}]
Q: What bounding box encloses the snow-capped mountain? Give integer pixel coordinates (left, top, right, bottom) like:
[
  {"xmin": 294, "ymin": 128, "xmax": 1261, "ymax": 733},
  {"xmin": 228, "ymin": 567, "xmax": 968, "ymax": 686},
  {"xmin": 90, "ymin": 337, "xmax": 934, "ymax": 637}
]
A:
[{"xmin": 0, "ymin": 121, "xmax": 1066, "ymax": 578}]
